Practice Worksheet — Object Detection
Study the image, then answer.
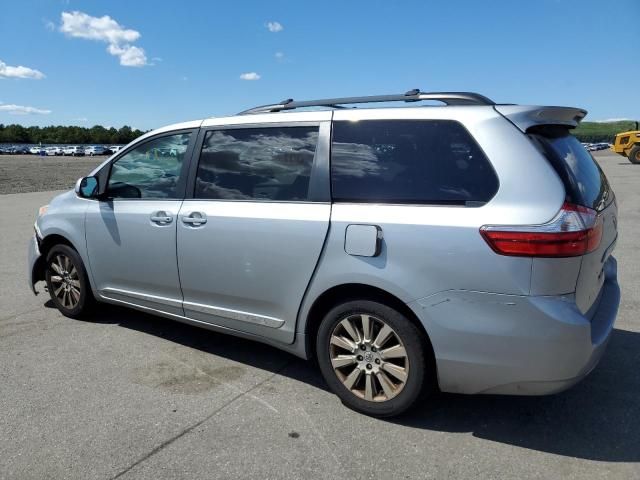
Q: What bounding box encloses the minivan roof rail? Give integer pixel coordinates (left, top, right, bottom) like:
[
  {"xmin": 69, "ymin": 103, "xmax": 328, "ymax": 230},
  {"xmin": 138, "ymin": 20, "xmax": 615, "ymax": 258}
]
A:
[{"xmin": 237, "ymin": 89, "xmax": 495, "ymax": 114}]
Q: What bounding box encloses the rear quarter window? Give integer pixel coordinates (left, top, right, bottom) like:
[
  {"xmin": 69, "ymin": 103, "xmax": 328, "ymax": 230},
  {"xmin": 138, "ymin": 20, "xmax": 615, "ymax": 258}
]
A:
[{"xmin": 330, "ymin": 120, "xmax": 498, "ymax": 205}]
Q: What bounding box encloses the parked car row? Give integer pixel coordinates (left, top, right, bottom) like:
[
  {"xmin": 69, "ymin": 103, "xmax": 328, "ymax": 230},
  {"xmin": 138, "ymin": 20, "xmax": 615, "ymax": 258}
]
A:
[
  {"xmin": 0, "ymin": 145, "xmax": 125, "ymax": 156},
  {"xmin": 30, "ymin": 146, "xmax": 86, "ymax": 156},
  {"xmin": 0, "ymin": 146, "xmax": 30, "ymax": 154},
  {"xmin": 582, "ymin": 142, "xmax": 611, "ymax": 151}
]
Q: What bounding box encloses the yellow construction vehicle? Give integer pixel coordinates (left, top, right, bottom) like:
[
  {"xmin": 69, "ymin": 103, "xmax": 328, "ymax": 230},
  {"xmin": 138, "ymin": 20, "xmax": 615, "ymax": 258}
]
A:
[{"xmin": 612, "ymin": 121, "xmax": 640, "ymax": 164}]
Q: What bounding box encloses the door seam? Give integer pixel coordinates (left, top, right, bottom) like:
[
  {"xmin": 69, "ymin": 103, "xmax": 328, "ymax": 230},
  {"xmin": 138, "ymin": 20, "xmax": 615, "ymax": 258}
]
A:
[{"xmin": 174, "ymin": 199, "xmax": 186, "ymax": 316}]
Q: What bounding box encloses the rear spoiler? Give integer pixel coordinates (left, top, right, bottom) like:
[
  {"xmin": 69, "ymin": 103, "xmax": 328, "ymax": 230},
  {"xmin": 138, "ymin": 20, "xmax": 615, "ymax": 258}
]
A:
[{"xmin": 494, "ymin": 105, "xmax": 587, "ymax": 132}]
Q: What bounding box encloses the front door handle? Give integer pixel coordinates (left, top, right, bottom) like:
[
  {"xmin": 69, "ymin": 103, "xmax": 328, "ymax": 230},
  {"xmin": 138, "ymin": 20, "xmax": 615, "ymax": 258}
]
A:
[
  {"xmin": 150, "ymin": 211, "xmax": 173, "ymax": 224},
  {"xmin": 182, "ymin": 212, "xmax": 207, "ymax": 226}
]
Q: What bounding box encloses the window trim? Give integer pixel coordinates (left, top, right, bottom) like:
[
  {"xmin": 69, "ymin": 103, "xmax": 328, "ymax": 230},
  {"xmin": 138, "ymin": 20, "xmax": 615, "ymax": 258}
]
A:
[
  {"xmin": 184, "ymin": 121, "xmax": 331, "ymax": 203},
  {"xmin": 98, "ymin": 128, "xmax": 198, "ymax": 201},
  {"xmin": 329, "ymin": 118, "xmax": 499, "ymax": 207}
]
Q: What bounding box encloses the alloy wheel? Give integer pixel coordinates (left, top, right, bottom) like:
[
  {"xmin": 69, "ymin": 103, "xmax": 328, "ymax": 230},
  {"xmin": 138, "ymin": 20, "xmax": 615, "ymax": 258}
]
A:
[
  {"xmin": 49, "ymin": 254, "xmax": 81, "ymax": 309},
  {"xmin": 329, "ymin": 313, "xmax": 409, "ymax": 402}
]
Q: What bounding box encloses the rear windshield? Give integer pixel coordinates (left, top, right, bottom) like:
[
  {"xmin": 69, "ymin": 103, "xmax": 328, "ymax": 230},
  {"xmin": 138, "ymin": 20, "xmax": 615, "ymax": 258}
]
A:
[{"xmin": 529, "ymin": 126, "xmax": 612, "ymax": 211}]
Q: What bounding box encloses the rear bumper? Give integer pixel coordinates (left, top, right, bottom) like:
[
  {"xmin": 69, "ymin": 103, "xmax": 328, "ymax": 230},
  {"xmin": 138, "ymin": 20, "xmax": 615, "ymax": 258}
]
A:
[
  {"xmin": 409, "ymin": 256, "xmax": 620, "ymax": 395},
  {"xmin": 27, "ymin": 234, "xmax": 43, "ymax": 294}
]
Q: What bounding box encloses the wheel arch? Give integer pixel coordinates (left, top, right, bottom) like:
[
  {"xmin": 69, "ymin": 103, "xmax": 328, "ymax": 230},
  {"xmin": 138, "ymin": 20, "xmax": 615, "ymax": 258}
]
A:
[
  {"xmin": 33, "ymin": 234, "xmax": 82, "ymax": 283},
  {"xmin": 40, "ymin": 233, "xmax": 78, "ymax": 253},
  {"xmin": 303, "ymin": 283, "xmax": 437, "ymax": 386}
]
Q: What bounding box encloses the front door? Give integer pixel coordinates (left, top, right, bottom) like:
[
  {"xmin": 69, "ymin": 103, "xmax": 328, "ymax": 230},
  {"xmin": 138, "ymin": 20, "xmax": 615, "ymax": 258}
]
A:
[
  {"xmin": 177, "ymin": 121, "xmax": 331, "ymax": 343},
  {"xmin": 85, "ymin": 131, "xmax": 196, "ymax": 316}
]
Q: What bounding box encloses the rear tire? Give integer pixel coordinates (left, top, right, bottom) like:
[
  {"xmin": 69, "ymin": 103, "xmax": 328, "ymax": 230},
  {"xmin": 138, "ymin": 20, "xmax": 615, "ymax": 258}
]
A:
[
  {"xmin": 45, "ymin": 244, "xmax": 95, "ymax": 319},
  {"xmin": 628, "ymin": 145, "xmax": 640, "ymax": 164},
  {"xmin": 316, "ymin": 300, "xmax": 431, "ymax": 417}
]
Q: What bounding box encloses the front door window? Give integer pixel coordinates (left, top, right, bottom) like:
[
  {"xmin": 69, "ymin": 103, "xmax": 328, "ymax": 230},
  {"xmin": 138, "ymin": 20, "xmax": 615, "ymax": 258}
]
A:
[{"xmin": 107, "ymin": 133, "xmax": 192, "ymax": 199}]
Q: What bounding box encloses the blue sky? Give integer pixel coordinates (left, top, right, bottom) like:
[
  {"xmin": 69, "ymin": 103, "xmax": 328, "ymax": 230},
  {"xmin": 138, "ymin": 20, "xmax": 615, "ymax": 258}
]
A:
[{"xmin": 1, "ymin": 0, "xmax": 638, "ymax": 130}]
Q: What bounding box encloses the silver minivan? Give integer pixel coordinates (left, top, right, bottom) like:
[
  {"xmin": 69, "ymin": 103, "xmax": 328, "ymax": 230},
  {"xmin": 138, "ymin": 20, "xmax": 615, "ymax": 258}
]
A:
[{"xmin": 28, "ymin": 91, "xmax": 620, "ymax": 417}]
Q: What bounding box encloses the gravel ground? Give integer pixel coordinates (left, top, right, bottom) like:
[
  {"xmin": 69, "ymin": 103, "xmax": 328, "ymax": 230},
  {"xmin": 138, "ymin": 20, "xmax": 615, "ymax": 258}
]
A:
[
  {"xmin": 0, "ymin": 150, "xmax": 638, "ymax": 479},
  {"xmin": 0, "ymin": 155, "xmax": 104, "ymax": 194}
]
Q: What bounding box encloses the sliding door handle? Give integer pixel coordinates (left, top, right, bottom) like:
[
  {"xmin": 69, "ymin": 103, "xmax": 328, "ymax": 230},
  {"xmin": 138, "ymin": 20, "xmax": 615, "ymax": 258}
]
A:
[{"xmin": 182, "ymin": 212, "xmax": 207, "ymax": 226}]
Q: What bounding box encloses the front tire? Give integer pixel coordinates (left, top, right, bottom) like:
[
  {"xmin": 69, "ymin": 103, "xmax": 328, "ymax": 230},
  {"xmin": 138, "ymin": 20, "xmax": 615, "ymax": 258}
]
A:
[
  {"xmin": 316, "ymin": 300, "xmax": 430, "ymax": 417},
  {"xmin": 45, "ymin": 244, "xmax": 94, "ymax": 319},
  {"xmin": 628, "ymin": 145, "xmax": 640, "ymax": 164}
]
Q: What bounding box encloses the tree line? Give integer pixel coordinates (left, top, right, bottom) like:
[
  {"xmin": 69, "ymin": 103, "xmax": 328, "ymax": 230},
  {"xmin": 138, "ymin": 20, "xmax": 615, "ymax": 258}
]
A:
[
  {"xmin": 1, "ymin": 119, "xmax": 635, "ymax": 145},
  {"xmin": 0, "ymin": 124, "xmax": 147, "ymax": 145},
  {"xmin": 572, "ymin": 120, "xmax": 637, "ymax": 143}
]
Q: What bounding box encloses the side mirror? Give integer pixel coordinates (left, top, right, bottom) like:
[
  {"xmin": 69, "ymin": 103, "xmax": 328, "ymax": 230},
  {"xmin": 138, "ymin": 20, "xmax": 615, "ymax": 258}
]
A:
[{"xmin": 75, "ymin": 176, "xmax": 99, "ymax": 198}]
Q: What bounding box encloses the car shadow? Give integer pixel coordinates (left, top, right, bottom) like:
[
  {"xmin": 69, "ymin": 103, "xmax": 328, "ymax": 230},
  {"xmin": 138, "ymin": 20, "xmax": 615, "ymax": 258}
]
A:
[
  {"xmin": 87, "ymin": 303, "xmax": 329, "ymax": 391},
  {"xmin": 82, "ymin": 303, "xmax": 639, "ymax": 462},
  {"xmin": 393, "ymin": 328, "xmax": 640, "ymax": 462}
]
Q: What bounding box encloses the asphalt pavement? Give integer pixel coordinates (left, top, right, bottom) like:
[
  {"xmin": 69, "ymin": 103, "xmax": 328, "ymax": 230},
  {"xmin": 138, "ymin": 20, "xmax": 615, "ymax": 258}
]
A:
[{"xmin": 1, "ymin": 150, "xmax": 638, "ymax": 479}]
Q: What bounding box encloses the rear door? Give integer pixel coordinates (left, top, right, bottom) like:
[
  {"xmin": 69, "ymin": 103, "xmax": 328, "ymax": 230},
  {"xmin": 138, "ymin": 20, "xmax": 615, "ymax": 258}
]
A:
[
  {"xmin": 176, "ymin": 115, "xmax": 331, "ymax": 343},
  {"xmin": 529, "ymin": 127, "xmax": 617, "ymax": 313}
]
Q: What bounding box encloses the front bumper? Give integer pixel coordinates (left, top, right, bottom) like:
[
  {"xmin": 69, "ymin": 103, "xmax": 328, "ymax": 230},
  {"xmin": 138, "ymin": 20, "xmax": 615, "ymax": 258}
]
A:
[
  {"xmin": 409, "ymin": 257, "xmax": 620, "ymax": 395},
  {"xmin": 27, "ymin": 233, "xmax": 43, "ymax": 294}
]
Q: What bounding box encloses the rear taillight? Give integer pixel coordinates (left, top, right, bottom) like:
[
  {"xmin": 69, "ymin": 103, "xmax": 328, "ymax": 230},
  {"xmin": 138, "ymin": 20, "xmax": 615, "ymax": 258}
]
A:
[{"xmin": 480, "ymin": 202, "xmax": 603, "ymax": 257}]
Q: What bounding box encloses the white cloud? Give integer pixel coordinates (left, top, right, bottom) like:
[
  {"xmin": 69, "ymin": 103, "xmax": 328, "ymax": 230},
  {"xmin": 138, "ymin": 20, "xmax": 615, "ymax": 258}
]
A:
[
  {"xmin": 60, "ymin": 11, "xmax": 140, "ymax": 43},
  {"xmin": 275, "ymin": 51, "xmax": 285, "ymax": 61},
  {"xmin": 107, "ymin": 44, "xmax": 147, "ymax": 67},
  {"xmin": 73, "ymin": 117, "xmax": 88, "ymax": 122},
  {"xmin": 240, "ymin": 72, "xmax": 261, "ymax": 81},
  {"xmin": 266, "ymin": 21, "xmax": 283, "ymax": 32},
  {"xmin": 0, "ymin": 60, "xmax": 45, "ymax": 79},
  {"xmin": 0, "ymin": 103, "xmax": 51, "ymax": 115},
  {"xmin": 59, "ymin": 11, "xmax": 149, "ymax": 67}
]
